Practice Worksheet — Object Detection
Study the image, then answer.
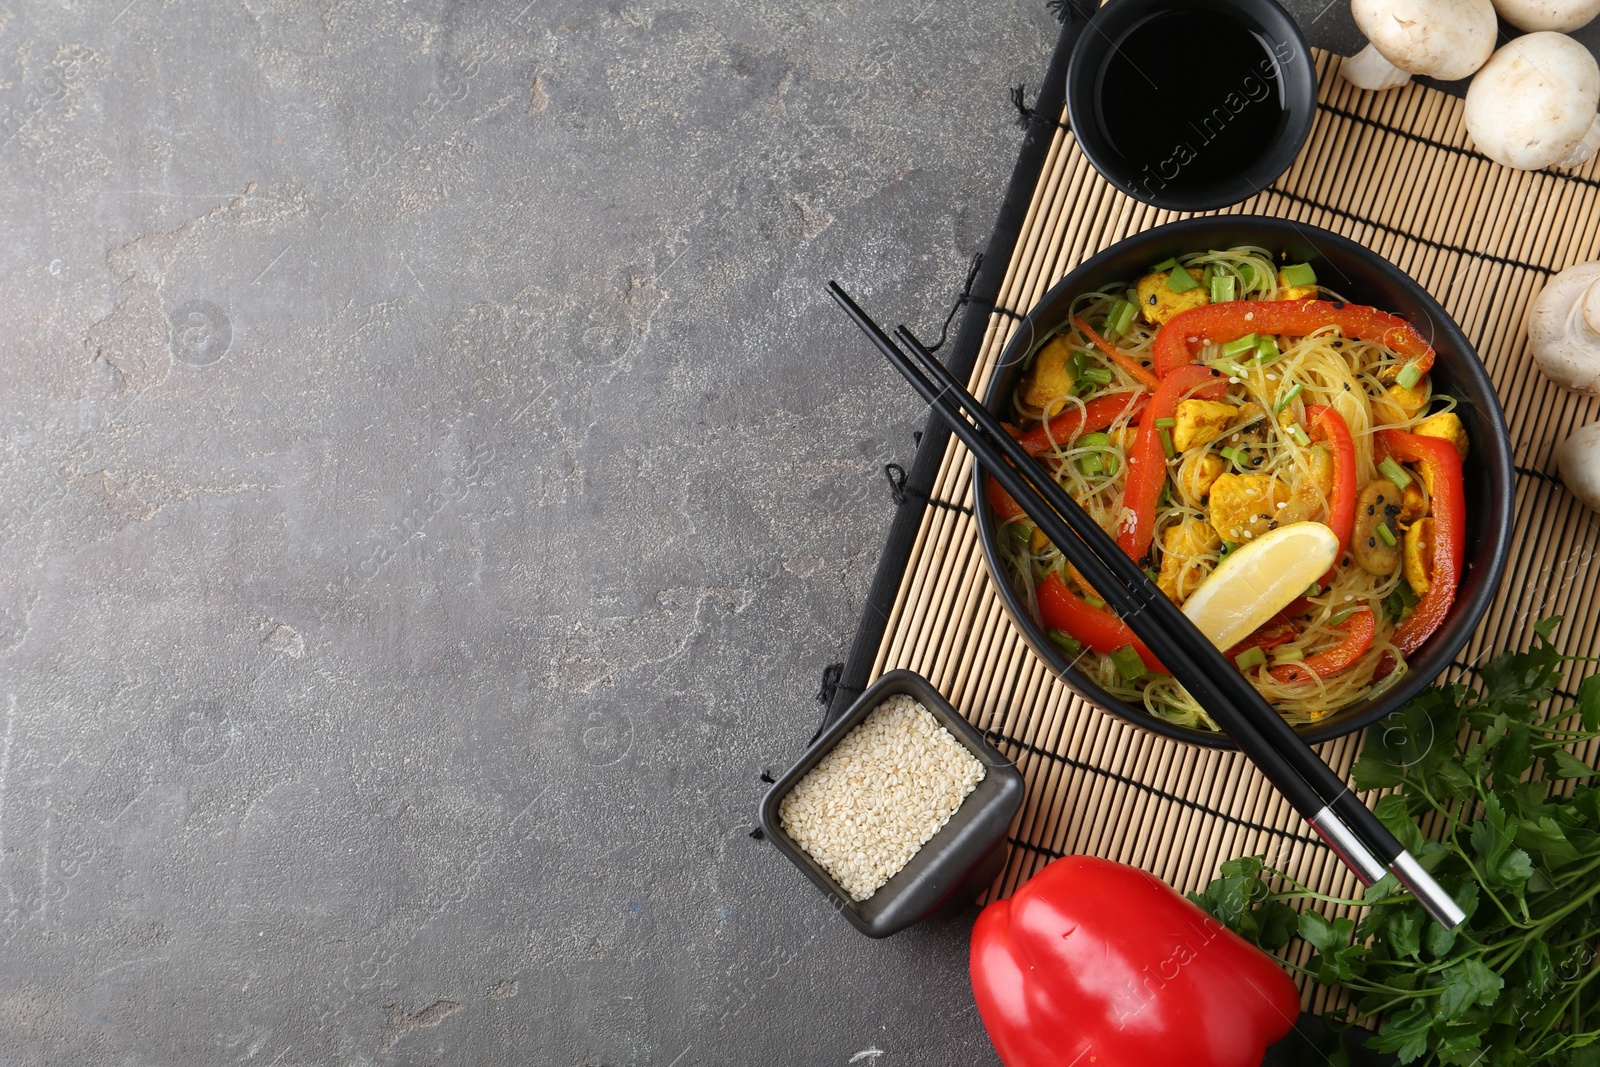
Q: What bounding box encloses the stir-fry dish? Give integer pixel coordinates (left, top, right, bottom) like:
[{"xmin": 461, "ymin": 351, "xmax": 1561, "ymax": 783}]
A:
[{"xmin": 991, "ymin": 247, "xmax": 1468, "ymax": 729}]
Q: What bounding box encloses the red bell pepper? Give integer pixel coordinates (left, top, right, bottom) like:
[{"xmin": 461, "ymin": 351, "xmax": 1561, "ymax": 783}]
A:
[
  {"xmin": 1269, "ymin": 608, "xmax": 1375, "ymax": 684},
  {"xmin": 1153, "ymin": 299, "xmax": 1436, "ymax": 378},
  {"xmin": 1073, "ymin": 315, "xmax": 1162, "ymax": 390},
  {"xmin": 1226, "ymin": 620, "xmax": 1298, "ymax": 661},
  {"xmin": 971, "ymin": 856, "xmax": 1302, "ymax": 1067},
  {"xmin": 987, "ymin": 475, "xmax": 1026, "ymax": 524},
  {"xmin": 1037, "ymin": 573, "xmax": 1168, "ymax": 674},
  {"xmin": 1304, "ymin": 404, "xmax": 1356, "ymax": 583},
  {"xmin": 1118, "ymin": 364, "xmax": 1228, "ymax": 561},
  {"xmin": 1013, "ymin": 391, "xmax": 1148, "ymax": 456},
  {"xmin": 1378, "ymin": 430, "xmax": 1465, "ymax": 656}
]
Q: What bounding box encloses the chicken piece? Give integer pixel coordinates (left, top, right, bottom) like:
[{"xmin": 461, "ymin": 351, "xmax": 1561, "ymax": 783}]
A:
[
  {"xmin": 1300, "ymin": 444, "xmax": 1335, "ymax": 501},
  {"xmin": 1276, "ymin": 270, "xmax": 1317, "ymax": 301},
  {"xmin": 1350, "ymin": 479, "xmax": 1403, "ymax": 575},
  {"xmin": 1207, "ymin": 472, "xmax": 1317, "ymax": 543},
  {"xmin": 1384, "ymin": 378, "xmax": 1430, "ymax": 418},
  {"xmin": 1177, "ymin": 452, "xmax": 1228, "ymax": 504},
  {"xmin": 1413, "ymin": 411, "xmax": 1469, "ymax": 459},
  {"xmin": 1136, "ymin": 267, "xmax": 1210, "ymax": 325},
  {"xmin": 1021, "ymin": 337, "xmax": 1076, "ymax": 415},
  {"xmin": 1156, "ymin": 519, "xmax": 1221, "ymax": 605},
  {"xmin": 1398, "ymin": 482, "xmax": 1427, "ymax": 526},
  {"xmin": 1108, "ymin": 426, "xmax": 1138, "ymax": 451},
  {"xmin": 1173, "ymin": 399, "xmax": 1240, "ymax": 452},
  {"xmin": 1404, "ymin": 517, "xmax": 1434, "ymax": 596}
]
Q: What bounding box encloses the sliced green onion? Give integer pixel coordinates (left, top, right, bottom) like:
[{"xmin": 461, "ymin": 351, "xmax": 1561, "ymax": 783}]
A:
[
  {"xmin": 1078, "ymin": 432, "xmax": 1112, "ymax": 448},
  {"xmin": 1253, "ymin": 336, "xmax": 1282, "ymax": 364},
  {"xmin": 1376, "ymin": 522, "xmax": 1398, "ymax": 547},
  {"xmin": 1159, "ymin": 428, "xmax": 1175, "ymax": 459},
  {"xmin": 1384, "ymin": 582, "xmax": 1419, "ymax": 621},
  {"xmin": 1084, "ymin": 595, "xmax": 1106, "ymax": 610},
  {"xmin": 1396, "ymin": 360, "xmax": 1424, "ymax": 390},
  {"xmin": 1047, "ymin": 629, "xmax": 1083, "ymax": 655},
  {"xmin": 1279, "ymin": 262, "xmax": 1317, "ymax": 288},
  {"xmin": 1079, "ymin": 454, "xmax": 1105, "ymax": 475},
  {"xmin": 1153, "ymin": 417, "xmax": 1177, "ymax": 429},
  {"xmin": 1304, "ymin": 583, "xmax": 1322, "ymax": 598},
  {"xmin": 1218, "ymin": 541, "xmax": 1236, "ymax": 558},
  {"xmin": 1221, "ymin": 333, "xmax": 1259, "ymax": 359},
  {"xmin": 1273, "ymin": 381, "xmax": 1304, "ymax": 413},
  {"xmin": 1287, "ymin": 424, "xmax": 1312, "ymax": 448},
  {"xmin": 1007, "ymin": 522, "xmax": 1032, "ymax": 544},
  {"xmin": 1104, "ymin": 298, "xmax": 1136, "ymax": 340},
  {"xmin": 1379, "ymin": 456, "xmax": 1413, "ymax": 490},
  {"xmin": 1329, "ymin": 606, "xmax": 1358, "ymax": 625},
  {"xmin": 1149, "ymin": 257, "xmax": 1180, "ymax": 272},
  {"xmin": 1234, "ymin": 646, "xmax": 1267, "ymax": 671},
  {"xmin": 1210, "ymin": 274, "xmax": 1236, "ymax": 303},
  {"xmin": 1073, "ymin": 378, "xmax": 1099, "ymax": 398},
  {"xmin": 1219, "ymin": 445, "xmax": 1245, "ymax": 467},
  {"xmin": 1110, "ymin": 644, "xmax": 1148, "ymax": 681},
  {"xmin": 1272, "ymin": 647, "xmax": 1304, "ymax": 664},
  {"xmin": 1165, "ymin": 264, "xmax": 1200, "ymax": 294},
  {"xmin": 1080, "ymin": 367, "xmax": 1113, "ymax": 385},
  {"xmin": 1237, "ymin": 262, "xmax": 1257, "ymax": 289}
]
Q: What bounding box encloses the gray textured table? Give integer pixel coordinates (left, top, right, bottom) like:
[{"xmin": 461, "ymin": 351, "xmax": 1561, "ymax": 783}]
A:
[{"xmin": 0, "ymin": 0, "xmax": 1531, "ymax": 1062}]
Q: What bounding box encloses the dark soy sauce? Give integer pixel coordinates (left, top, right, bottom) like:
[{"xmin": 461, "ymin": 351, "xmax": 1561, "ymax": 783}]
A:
[{"xmin": 1096, "ymin": 11, "xmax": 1284, "ymax": 187}]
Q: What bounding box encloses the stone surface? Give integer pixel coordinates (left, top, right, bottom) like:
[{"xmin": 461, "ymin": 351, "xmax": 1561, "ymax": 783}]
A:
[{"xmin": 0, "ymin": 0, "xmax": 1562, "ymax": 1062}]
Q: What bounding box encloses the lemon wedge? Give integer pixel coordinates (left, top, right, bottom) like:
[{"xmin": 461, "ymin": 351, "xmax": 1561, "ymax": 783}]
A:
[{"xmin": 1180, "ymin": 521, "xmax": 1339, "ymax": 651}]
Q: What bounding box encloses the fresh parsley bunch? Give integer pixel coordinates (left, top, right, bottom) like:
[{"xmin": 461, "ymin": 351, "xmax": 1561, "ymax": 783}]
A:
[{"xmin": 1193, "ymin": 618, "xmax": 1600, "ymax": 1066}]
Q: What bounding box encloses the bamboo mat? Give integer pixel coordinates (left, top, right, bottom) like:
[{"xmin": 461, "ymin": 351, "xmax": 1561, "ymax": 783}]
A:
[{"xmin": 864, "ymin": 50, "xmax": 1600, "ymax": 1006}]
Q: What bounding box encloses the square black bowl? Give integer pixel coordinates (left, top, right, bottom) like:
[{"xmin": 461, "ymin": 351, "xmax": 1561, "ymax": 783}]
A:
[{"xmin": 758, "ymin": 670, "xmax": 1026, "ymax": 938}]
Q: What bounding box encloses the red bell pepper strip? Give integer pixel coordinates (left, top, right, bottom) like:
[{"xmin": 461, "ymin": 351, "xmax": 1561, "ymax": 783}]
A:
[
  {"xmin": 1037, "ymin": 572, "xmax": 1168, "ymax": 674},
  {"xmin": 1226, "ymin": 620, "xmax": 1298, "ymax": 661},
  {"xmin": 1118, "ymin": 364, "xmax": 1228, "ymax": 561},
  {"xmin": 1378, "ymin": 430, "xmax": 1466, "ymax": 656},
  {"xmin": 970, "ymin": 856, "xmax": 1302, "ymax": 1067},
  {"xmin": 1073, "ymin": 315, "xmax": 1162, "ymax": 391},
  {"xmin": 1152, "ymin": 299, "xmax": 1436, "ymax": 378},
  {"xmin": 1304, "ymin": 404, "xmax": 1357, "ymax": 583},
  {"xmin": 987, "ymin": 475, "xmax": 1026, "ymax": 524},
  {"xmin": 1269, "ymin": 609, "xmax": 1375, "ymax": 684},
  {"xmin": 1013, "ymin": 391, "xmax": 1148, "ymax": 456}
]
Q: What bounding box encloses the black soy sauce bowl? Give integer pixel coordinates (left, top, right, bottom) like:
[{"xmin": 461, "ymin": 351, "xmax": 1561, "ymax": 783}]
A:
[
  {"xmin": 1065, "ymin": 0, "xmax": 1317, "ymax": 211},
  {"xmin": 759, "ymin": 670, "xmax": 1025, "ymax": 938},
  {"xmin": 973, "ymin": 216, "xmax": 1515, "ymax": 749}
]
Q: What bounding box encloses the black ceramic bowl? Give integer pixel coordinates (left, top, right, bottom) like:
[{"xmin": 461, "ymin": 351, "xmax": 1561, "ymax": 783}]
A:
[
  {"xmin": 759, "ymin": 670, "xmax": 1025, "ymax": 938},
  {"xmin": 1065, "ymin": 0, "xmax": 1317, "ymax": 212},
  {"xmin": 974, "ymin": 216, "xmax": 1514, "ymax": 748}
]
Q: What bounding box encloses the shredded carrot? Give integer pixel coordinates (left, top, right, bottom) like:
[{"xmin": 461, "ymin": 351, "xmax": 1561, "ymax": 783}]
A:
[{"xmin": 1072, "ymin": 315, "xmax": 1162, "ymax": 391}]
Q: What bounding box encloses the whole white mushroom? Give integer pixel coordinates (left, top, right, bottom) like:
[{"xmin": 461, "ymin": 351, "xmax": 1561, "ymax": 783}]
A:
[
  {"xmin": 1528, "ymin": 261, "xmax": 1600, "ymax": 392},
  {"xmin": 1341, "ymin": 0, "xmax": 1497, "ymax": 91},
  {"xmin": 1492, "ymin": 0, "xmax": 1600, "ymax": 32},
  {"xmin": 1464, "ymin": 33, "xmax": 1600, "ymax": 170},
  {"xmin": 1556, "ymin": 421, "xmax": 1600, "ymax": 512}
]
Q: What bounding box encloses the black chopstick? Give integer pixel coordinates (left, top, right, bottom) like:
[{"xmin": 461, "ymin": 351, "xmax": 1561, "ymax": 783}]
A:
[{"xmin": 826, "ymin": 281, "xmax": 1465, "ymax": 929}]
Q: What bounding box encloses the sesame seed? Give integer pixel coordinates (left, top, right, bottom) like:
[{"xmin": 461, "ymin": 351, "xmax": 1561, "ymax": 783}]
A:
[{"xmin": 779, "ymin": 695, "xmax": 985, "ymax": 902}]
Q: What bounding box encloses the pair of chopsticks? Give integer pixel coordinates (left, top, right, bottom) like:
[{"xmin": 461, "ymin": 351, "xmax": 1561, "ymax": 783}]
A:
[{"xmin": 827, "ymin": 281, "xmax": 1465, "ymax": 930}]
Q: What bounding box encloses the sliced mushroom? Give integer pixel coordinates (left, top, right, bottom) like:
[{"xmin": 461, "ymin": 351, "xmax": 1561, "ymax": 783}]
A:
[
  {"xmin": 1464, "ymin": 34, "xmax": 1600, "ymax": 170},
  {"xmin": 1557, "ymin": 420, "xmax": 1600, "ymax": 512},
  {"xmin": 1529, "ymin": 261, "xmax": 1600, "ymax": 393},
  {"xmin": 1492, "ymin": 0, "xmax": 1600, "ymax": 32},
  {"xmin": 1342, "ymin": 0, "xmax": 1497, "ymax": 91},
  {"xmin": 1351, "ymin": 479, "xmax": 1403, "ymax": 574}
]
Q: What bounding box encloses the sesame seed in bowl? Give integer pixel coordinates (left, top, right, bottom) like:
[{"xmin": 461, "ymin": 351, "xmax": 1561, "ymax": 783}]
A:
[
  {"xmin": 779, "ymin": 693, "xmax": 987, "ymax": 902},
  {"xmin": 759, "ymin": 670, "xmax": 1025, "ymax": 938}
]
